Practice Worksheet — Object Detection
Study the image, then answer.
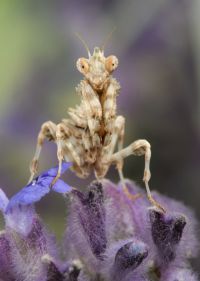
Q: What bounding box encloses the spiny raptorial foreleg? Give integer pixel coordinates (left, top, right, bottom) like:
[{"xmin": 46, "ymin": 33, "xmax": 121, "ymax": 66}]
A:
[
  {"xmin": 103, "ymin": 116, "xmax": 125, "ymax": 173},
  {"xmin": 78, "ymin": 80, "xmax": 102, "ymax": 147},
  {"xmin": 103, "ymin": 78, "xmax": 120, "ymax": 120},
  {"xmin": 51, "ymin": 122, "xmax": 86, "ymax": 185}
]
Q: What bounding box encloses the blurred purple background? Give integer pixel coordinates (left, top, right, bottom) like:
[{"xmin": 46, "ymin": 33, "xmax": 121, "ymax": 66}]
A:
[{"xmin": 0, "ymin": 0, "xmax": 200, "ymax": 271}]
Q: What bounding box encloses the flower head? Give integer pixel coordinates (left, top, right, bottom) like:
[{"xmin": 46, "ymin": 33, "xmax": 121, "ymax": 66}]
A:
[
  {"xmin": 0, "ymin": 169, "xmax": 198, "ymax": 281},
  {"xmin": 0, "ymin": 162, "xmax": 72, "ymax": 281},
  {"xmin": 64, "ymin": 179, "xmax": 199, "ymax": 281}
]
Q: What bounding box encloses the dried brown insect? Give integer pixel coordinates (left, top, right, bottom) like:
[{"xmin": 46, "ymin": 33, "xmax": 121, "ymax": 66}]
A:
[{"xmin": 29, "ymin": 39, "xmax": 164, "ymax": 211}]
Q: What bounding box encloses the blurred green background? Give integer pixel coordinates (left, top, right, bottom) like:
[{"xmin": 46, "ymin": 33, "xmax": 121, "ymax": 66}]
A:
[{"xmin": 0, "ymin": 0, "xmax": 200, "ymax": 270}]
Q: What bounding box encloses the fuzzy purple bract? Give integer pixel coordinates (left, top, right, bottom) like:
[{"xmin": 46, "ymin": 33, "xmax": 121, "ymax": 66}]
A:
[{"xmin": 0, "ymin": 163, "xmax": 199, "ymax": 281}]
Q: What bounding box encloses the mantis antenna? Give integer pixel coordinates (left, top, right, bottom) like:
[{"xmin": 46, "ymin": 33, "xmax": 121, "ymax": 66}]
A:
[
  {"xmin": 75, "ymin": 32, "xmax": 91, "ymax": 57},
  {"xmin": 101, "ymin": 27, "xmax": 116, "ymax": 52}
]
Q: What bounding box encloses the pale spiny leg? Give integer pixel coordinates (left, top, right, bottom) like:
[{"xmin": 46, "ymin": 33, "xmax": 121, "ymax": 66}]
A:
[
  {"xmin": 102, "ymin": 79, "xmax": 126, "ymax": 190},
  {"xmin": 51, "ymin": 123, "xmax": 83, "ymax": 186},
  {"xmin": 29, "ymin": 121, "xmax": 57, "ymax": 183},
  {"xmin": 104, "ymin": 116, "xmax": 140, "ymax": 200},
  {"xmin": 106, "ymin": 116, "xmax": 126, "ymax": 190},
  {"xmin": 50, "ymin": 124, "xmax": 63, "ymax": 186},
  {"xmin": 102, "ymin": 79, "xmax": 139, "ymax": 199},
  {"xmin": 110, "ymin": 139, "xmax": 165, "ymax": 212},
  {"xmin": 116, "ymin": 119, "xmax": 141, "ymax": 200},
  {"xmin": 115, "ymin": 117, "xmax": 126, "ymax": 187}
]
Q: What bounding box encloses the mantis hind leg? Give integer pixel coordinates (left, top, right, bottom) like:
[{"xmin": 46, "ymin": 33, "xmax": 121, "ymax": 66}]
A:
[
  {"xmin": 101, "ymin": 116, "xmax": 140, "ymax": 200},
  {"xmin": 110, "ymin": 139, "xmax": 165, "ymax": 212},
  {"xmin": 113, "ymin": 117, "xmax": 141, "ymax": 200}
]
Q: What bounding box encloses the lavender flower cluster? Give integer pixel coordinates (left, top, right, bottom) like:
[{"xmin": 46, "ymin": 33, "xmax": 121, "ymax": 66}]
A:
[{"xmin": 0, "ymin": 163, "xmax": 199, "ymax": 281}]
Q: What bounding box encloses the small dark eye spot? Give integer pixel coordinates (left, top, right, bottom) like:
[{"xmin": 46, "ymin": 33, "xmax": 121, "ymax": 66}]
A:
[
  {"xmin": 112, "ymin": 63, "xmax": 115, "ymax": 66},
  {"xmin": 82, "ymin": 65, "xmax": 85, "ymax": 69}
]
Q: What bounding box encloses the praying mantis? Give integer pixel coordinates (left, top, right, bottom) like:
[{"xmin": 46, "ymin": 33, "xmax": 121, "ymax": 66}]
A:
[{"xmin": 29, "ymin": 35, "xmax": 164, "ymax": 212}]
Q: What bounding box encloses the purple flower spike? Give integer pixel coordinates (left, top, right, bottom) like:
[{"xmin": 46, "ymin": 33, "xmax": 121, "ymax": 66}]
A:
[
  {"xmin": 149, "ymin": 208, "xmax": 186, "ymax": 262},
  {"xmin": 0, "ymin": 174, "xmax": 198, "ymax": 279},
  {"xmin": 42, "ymin": 255, "xmax": 64, "ymax": 281},
  {"xmin": 114, "ymin": 241, "xmax": 148, "ymax": 270},
  {"xmin": 27, "ymin": 218, "xmax": 49, "ymax": 252},
  {"xmin": 5, "ymin": 216, "xmax": 60, "ymax": 281},
  {"xmin": 111, "ymin": 240, "xmax": 148, "ymax": 281},
  {"xmin": 161, "ymin": 267, "xmax": 198, "ymax": 281},
  {"xmin": 0, "ymin": 231, "xmax": 15, "ymax": 281},
  {"xmin": 6, "ymin": 204, "xmax": 36, "ymax": 235},
  {"xmin": 65, "ymin": 263, "xmax": 82, "ymax": 281},
  {"xmin": 61, "ymin": 261, "xmax": 82, "ymax": 281},
  {"xmin": 42, "ymin": 255, "xmax": 82, "ymax": 281},
  {"xmin": 64, "ymin": 180, "xmax": 198, "ymax": 279},
  {"xmin": 72, "ymin": 181, "xmax": 107, "ymax": 260}
]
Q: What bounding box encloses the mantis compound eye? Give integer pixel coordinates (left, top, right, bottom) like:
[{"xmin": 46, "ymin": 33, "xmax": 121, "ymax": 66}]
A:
[
  {"xmin": 76, "ymin": 58, "xmax": 89, "ymax": 74},
  {"xmin": 105, "ymin": 55, "xmax": 118, "ymax": 72}
]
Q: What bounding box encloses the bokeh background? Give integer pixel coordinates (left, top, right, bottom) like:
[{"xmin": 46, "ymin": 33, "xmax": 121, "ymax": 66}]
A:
[{"xmin": 0, "ymin": 0, "xmax": 200, "ymax": 272}]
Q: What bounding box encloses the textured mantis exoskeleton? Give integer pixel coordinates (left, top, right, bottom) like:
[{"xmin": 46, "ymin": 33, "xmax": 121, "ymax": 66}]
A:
[{"xmin": 29, "ymin": 41, "xmax": 164, "ymax": 212}]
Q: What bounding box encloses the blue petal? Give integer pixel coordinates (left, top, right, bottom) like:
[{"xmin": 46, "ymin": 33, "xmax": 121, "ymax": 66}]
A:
[
  {"xmin": 6, "ymin": 184, "xmax": 50, "ymax": 212},
  {"xmin": 0, "ymin": 189, "xmax": 9, "ymax": 212},
  {"xmin": 52, "ymin": 179, "xmax": 72, "ymax": 193},
  {"xmin": 37, "ymin": 176, "xmax": 53, "ymax": 187},
  {"xmin": 42, "ymin": 162, "xmax": 72, "ymax": 177}
]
